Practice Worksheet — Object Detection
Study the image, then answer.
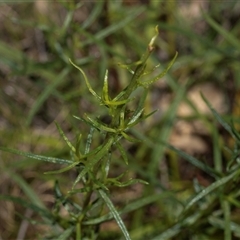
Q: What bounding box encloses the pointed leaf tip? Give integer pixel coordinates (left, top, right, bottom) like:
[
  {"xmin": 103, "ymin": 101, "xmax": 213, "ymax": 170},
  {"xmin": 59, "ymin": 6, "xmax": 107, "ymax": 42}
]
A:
[{"xmin": 148, "ymin": 26, "xmax": 159, "ymax": 52}]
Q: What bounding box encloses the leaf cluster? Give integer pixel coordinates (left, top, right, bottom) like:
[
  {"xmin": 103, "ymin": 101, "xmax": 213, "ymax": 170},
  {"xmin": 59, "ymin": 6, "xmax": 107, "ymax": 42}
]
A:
[{"xmin": 0, "ymin": 27, "xmax": 176, "ymax": 239}]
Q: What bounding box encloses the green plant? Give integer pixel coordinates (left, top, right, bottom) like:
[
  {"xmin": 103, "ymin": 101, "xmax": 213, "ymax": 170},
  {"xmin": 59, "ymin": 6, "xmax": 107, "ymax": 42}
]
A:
[
  {"xmin": 2, "ymin": 2, "xmax": 240, "ymax": 239},
  {"xmin": 0, "ymin": 27, "xmax": 177, "ymax": 239}
]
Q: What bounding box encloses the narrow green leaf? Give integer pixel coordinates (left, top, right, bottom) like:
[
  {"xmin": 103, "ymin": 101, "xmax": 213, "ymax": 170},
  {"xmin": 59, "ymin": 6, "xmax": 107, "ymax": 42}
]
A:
[
  {"xmin": 117, "ymin": 62, "xmax": 134, "ymax": 74},
  {"xmin": 152, "ymin": 223, "xmax": 181, "ymax": 240},
  {"xmin": 73, "ymin": 115, "xmax": 99, "ymax": 130},
  {"xmin": 83, "ymin": 192, "xmax": 175, "ymax": 225},
  {"xmin": 69, "ymin": 58, "xmax": 101, "ymax": 101},
  {"xmin": 69, "ymin": 185, "xmax": 99, "ymax": 194},
  {"xmin": 128, "ymin": 108, "xmax": 144, "ymax": 126},
  {"xmin": 76, "ymin": 133, "xmax": 82, "ymax": 158},
  {"xmin": 74, "ymin": 114, "xmax": 115, "ymax": 134},
  {"xmin": 142, "ymin": 110, "xmax": 158, "ymax": 120},
  {"xmin": 109, "ymin": 178, "xmax": 148, "ymax": 187},
  {"xmin": 201, "ymin": 93, "xmax": 240, "ymax": 142},
  {"xmin": 208, "ymin": 216, "xmax": 240, "ymax": 235},
  {"xmin": 72, "ymin": 137, "xmax": 114, "ymax": 188},
  {"xmin": 85, "ymin": 127, "xmax": 95, "ymax": 154},
  {"xmin": 57, "ymin": 226, "xmax": 74, "ymax": 240},
  {"xmin": 44, "ymin": 161, "xmax": 80, "ymax": 175},
  {"xmin": 127, "ymin": 110, "xmax": 157, "ymax": 130},
  {"xmin": 105, "ymin": 99, "xmax": 130, "ymax": 106},
  {"xmin": 203, "ymin": 12, "xmax": 240, "ymax": 50},
  {"xmin": 140, "ymin": 52, "xmax": 178, "ymax": 88},
  {"xmin": 102, "ymin": 69, "xmax": 110, "ymax": 102},
  {"xmin": 148, "ymin": 80, "xmax": 186, "ymax": 180},
  {"xmin": 0, "ymin": 147, "xmax": 72, "ymax": 164},
  {"xmin": 148, "ymin": 25, "xmax": 159, "ymax": 52},
  {"xmin": 165, "ymin": 143, "xmax": 219, "ymax": 178},
  {"xmin": 101, "ymin": 151, "xmax": 111, "ymax": 180},
  {"xmin": 98, "ymin": 189, "xmax": 131, "ymax": 240},
  {"xmin": 82, "ymin": 6, "xmax": 145, "ymax": 46},
  {"xmin": 83, "ymin": 144, "xmax": 105, "ymax": 158},
  {"xmin": 84, "ymin": 114, "xmax": 116, "ymax": 133},
  {"xmin": 119, "ymin": 110, "xmax": 126, "ymax": 129},
  {"xmin": 0, "ymin": 195, "xmax": 53, "ymax": 220},
  {"xmin": 26, "ymin": 68, "xmax": 69, "ymax": 126},
  {"xmin": 55, "ymin": 122, "xmax": 76, "ymax": 153},
  {"xmin": 121, "ymin": 131, "xmax": 141, "ymax": 143},
  {"xmin": 113, "ymin": 89, "xmax": 129, "ymax": 102},
  {"xmin": 184, "ymin": 169, "xmax": 240, "ymax": 212},
  {"xmin": 231, "ymin": 121, "xmax": 240, "ymax": 142},
  {"xmin": 115, "ymin": 142, "xmax": 128, "ymax": 165},
  {"xmin": 54, "ymin": 180, "xmax": 64, "ymax": 200},
  {"xmin": 142, "ymin": 63, "xmax": 161, "ymax": 76},
  {"xmin": 212, "ymin": 119, "xmax": 223, "ymax": 172},
  {"xmin": 134, "ymin": 88, "xmax": 148, "ymax": 113},
  {"xmin": 101, "ymin": 70, "xmax": 130, "ymax": 107},
  {"xmin": 222, "ymin": 199, "xmax": 231, "ymax": 240},
  {"xmin": 82, "ymin": 1, "xmax": 104, "ymax": 29},
  {"xmin": 6, "ymin": 170, "xmax": 46, "ymax": 209}
]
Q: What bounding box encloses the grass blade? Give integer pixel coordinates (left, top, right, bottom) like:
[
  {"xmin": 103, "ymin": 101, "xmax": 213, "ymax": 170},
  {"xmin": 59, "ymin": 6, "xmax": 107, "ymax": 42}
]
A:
[
  {"xmin": 6, "ymin": 170, "xmax": 46, "ymax": 209},
  {"xmin": 69, "ymin": 59, "xmax": 101, "ymax": 101},
  {"xmin": 148, "ymin": 78, "xmax": 186, "ymax": 181},
  {"xmin": 152, "ymin": 223, "xmax": 181, "ymax": 240},
  {"xmin": 0, "ymin": 195, "xmax": 53, "ymax": 220},
  {"xmin": 208, "ymin": 216, "xmax": 240, "ymax": 236},
  {"xmin": 115, "ymin": 142, "xmax": 128, "ymax": 165},
  {"xmin": 164, "ymin": 143, "xmax": 219, "ymax": 178},
  {"xmin": 44, "ymin": 161, "xmax": 79, "ymax": 175},
  {"xmin": 82, "ymin": 1, "xmax": 104, "ymax": 29},
  {"xmin": 222, "ymin": 199, "xmax": 231, "ymax": 240},
  {"xmin": 201, "ymin": 93, "xmax": 240, "ymax": 142},
  {"xmin": 83, "ymin": 192, "xmax": 175, "ymax": 225},
  {"xmin": 57, "ymin": 226, "xmax": 74, "ymax": 240},
  {"xmin": 184, "ymin": 169, "xmax": 240, "ymax": 212},
  {"xmin": 203, "ymin": 12, "xmax": 240, "ymax": 50},
  {"xmin": 0, "ymin": 147, "xmax": 72, "ymax": 164},
  {"xmin": 98, "ymin": 189, "xmax": 131, "ymax": 240},
  {"xmin": 212, "ymin": 120, "xmax": 223, "ymax": 172},
  {"xmin": 82, "ymin": 6, "xmax": 145, "ymax": 46},
  {"xmin": 55, "ymin": 122, "xmax": 76, "ymax": 153},
  {"xmin": 26, "ymin": 68, "xmax": 69, "ymax": 126}
]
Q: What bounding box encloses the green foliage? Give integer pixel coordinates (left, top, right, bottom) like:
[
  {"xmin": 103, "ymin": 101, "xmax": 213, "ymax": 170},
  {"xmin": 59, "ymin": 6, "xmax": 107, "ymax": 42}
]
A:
[
  {"xmin": 1, "ymin": 1, "xmax": 240, "ymax": 240},
  {"xmin": 0, "ymin": 26, "xmax": 176, "ymax": 239}
]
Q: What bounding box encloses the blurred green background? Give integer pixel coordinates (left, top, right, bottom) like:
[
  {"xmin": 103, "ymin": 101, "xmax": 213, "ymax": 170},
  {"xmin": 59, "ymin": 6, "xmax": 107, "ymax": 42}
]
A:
[{"xmin": 1, "ymin": 1, "xmax": 240, "ymax": 239}]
